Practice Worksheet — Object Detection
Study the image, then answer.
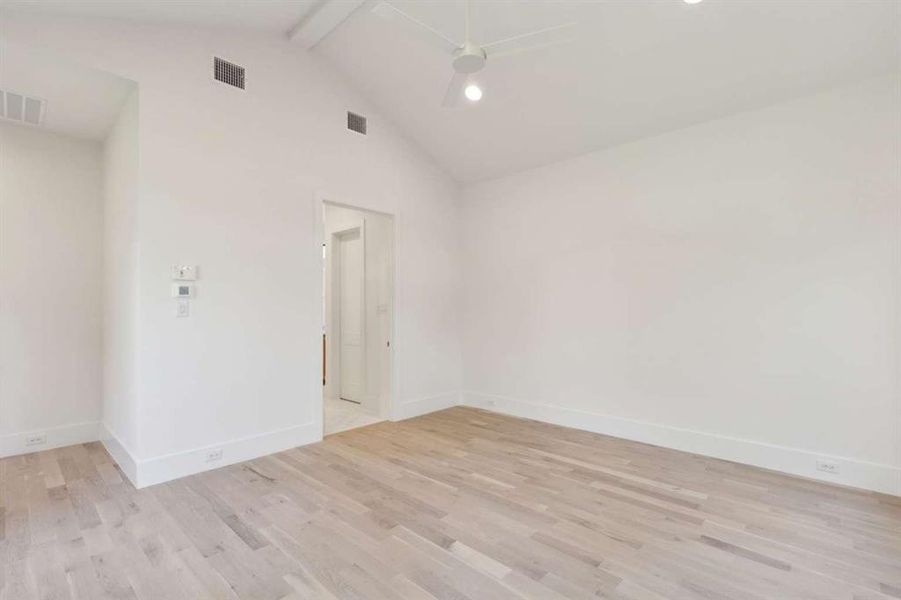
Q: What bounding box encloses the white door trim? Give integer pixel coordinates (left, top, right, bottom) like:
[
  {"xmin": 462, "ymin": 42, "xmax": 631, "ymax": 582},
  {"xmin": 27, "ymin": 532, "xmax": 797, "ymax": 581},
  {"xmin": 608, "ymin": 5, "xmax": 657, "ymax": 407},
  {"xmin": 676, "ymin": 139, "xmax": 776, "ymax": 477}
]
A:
[{"xmin": 313, "ymin": 192, "xmax": 398, "ymax": 439}]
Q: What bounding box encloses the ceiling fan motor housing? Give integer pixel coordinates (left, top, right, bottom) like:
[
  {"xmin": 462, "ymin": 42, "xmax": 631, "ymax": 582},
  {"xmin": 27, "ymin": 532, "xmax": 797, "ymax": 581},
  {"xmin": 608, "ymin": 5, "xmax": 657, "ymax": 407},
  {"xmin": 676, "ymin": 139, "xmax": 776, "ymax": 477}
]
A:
[{"xmin": 453, "ymin": 42, "xmax": 487, "ymax": 73}]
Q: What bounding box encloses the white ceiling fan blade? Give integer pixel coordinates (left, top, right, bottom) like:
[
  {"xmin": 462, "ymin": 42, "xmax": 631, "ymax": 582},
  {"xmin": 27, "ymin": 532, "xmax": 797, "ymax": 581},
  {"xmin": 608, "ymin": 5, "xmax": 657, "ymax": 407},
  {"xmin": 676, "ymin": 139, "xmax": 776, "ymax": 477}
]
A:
[
  {"xmin": 371, "ymin": 1, "xmax": 460, "ymax": 55},
  {"xmin": 482, "ymin": 22, "xmax": 577, "ymax": 59},
  {"xmin": 442, "ymin": 71, "xmax": 468, "ymax": 108}
]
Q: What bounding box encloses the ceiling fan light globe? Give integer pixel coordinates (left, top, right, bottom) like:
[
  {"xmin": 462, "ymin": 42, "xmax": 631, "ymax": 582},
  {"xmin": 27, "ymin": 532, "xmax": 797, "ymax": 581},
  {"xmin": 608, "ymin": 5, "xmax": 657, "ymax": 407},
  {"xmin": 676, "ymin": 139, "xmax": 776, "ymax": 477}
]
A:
[{"xmin": 464, "ymin": 84, "xmax": 483, "ymax": 102}]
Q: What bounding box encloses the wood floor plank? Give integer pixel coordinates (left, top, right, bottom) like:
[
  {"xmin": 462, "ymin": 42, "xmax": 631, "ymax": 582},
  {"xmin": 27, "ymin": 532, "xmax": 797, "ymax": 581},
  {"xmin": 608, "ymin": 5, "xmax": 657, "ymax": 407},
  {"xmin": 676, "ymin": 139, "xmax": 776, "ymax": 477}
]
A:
[{"xmin": 1, "ymin": 408, "xmax": 899, "ymax": 599}]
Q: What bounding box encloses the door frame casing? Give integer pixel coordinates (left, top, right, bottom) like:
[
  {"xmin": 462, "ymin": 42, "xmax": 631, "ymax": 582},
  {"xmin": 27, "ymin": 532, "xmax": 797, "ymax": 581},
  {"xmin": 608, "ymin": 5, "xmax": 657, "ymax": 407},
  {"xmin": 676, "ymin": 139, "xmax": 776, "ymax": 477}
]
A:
[{"xmin": 312, "ymin": 193, "xmax": 398, "ymax": 439}]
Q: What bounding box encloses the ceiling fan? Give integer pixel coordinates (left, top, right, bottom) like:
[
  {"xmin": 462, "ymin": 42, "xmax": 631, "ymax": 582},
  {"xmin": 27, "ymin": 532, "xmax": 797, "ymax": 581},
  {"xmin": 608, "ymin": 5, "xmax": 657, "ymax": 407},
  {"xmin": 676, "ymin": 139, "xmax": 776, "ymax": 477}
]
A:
[{"xmin": 371, "ymin": 0, "xmax": 576, "ymax": 108}]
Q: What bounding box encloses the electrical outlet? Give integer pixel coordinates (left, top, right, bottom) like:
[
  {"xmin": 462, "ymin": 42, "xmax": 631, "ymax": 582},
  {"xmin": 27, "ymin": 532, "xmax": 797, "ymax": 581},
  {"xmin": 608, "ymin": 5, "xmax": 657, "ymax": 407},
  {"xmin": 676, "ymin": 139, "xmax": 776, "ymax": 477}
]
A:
[
  {"xmin": 206, "ymin": 448, "xmax": 223, "ymax": 463},
  {"xmin": 25, "ymin": 433, "xmax": 46, "ymax": 447},
  {"xmin": 816, "ymin": 460, "xmax": 840, "ymax": 475}
]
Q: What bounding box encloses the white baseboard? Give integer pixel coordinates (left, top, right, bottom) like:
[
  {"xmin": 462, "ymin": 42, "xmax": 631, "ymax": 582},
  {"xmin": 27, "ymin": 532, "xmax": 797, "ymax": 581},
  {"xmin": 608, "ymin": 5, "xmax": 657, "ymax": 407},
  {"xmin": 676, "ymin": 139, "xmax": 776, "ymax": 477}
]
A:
[
  {"xmin": 99, "ymin": 423, "xmax": 140, "ymax": 486},
  {"xmin": 394, "ymin": 391, "xmax": 461, "ymax": 421},
  {"xmin": 134, "ymin": 421, "xmax": 320, "ymax": 488},
  {"xmin": 125, "ymin": 392, "xmax": 459, "ymax": 487},
  {"xmin": 462, "ymin": 391, "xmax": 900, "ymax": 497},
  {"xmin": 0, "ymin": 421, "xmax": 99, "ymax": 459},
  {"xmin": 0, "ymin": 420, "xmax": 320, "ymax": 491}
]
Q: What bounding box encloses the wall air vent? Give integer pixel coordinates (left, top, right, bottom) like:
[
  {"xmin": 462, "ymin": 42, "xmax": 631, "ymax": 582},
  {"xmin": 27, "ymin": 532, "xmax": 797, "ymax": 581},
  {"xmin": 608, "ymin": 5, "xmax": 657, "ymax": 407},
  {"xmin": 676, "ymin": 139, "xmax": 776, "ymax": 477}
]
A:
[
  {"xmin": 214, "ymin": 57, "xmax": 245, "ymax": 90},
  {"xmin": 1, "ymin": 90, "xmax": 45, "ymax": 126},
  {"xmin": 347, "ymin": 111, "xmax": 367, "ymax": 135}
]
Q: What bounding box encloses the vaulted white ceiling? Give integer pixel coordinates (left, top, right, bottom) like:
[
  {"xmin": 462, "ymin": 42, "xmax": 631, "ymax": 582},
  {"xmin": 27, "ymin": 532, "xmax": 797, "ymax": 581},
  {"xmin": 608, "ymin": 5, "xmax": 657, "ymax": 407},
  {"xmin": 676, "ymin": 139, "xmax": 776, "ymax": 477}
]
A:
[
  {"xmin": 0, "ymin": 0, "xmax": 318, "ymax": 33},
  {"xmin": 0, "ymin": 44, "xmax": 135, "ymax": 141},
  {"xmin": 2, "ymin": 0, "xmax": 898, "ymax": 181},
  {"xmin": 317, "ymin": 0, "xmax": 899, "ymax": 182}
]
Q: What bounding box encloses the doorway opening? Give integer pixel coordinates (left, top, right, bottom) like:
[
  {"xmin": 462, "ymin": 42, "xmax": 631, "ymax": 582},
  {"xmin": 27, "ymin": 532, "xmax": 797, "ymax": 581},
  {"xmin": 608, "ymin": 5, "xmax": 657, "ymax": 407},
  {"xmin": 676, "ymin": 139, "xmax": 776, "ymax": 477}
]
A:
[{"xmin": 321, "ymin": 201, "xmax": 394, "ymax": 435}]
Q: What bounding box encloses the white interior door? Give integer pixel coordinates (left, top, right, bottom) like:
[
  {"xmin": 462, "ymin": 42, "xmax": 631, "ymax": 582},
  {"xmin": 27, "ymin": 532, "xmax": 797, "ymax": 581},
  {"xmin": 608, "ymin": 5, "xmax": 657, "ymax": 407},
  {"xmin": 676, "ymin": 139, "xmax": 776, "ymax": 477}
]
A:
[{"xmin": 336, "ymin": 226, "xmax": 365, "ymax": 403}]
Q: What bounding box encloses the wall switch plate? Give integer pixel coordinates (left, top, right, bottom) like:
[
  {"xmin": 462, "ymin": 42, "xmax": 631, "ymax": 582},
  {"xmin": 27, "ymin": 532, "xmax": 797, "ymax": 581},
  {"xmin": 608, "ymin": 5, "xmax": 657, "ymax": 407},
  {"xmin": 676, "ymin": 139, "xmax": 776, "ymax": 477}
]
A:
[
  {"xmin": 816, "ymin": 460, "xmax": 840, "ymax": 474},
  {"xmin": 25, "ymin": 433, "xmax": 46, "ymax": 447},
  {"xmin": 206, "ymin": 448, "xmax": 223, "ymax": 463},
  {"xmin": 176, "ymin": 299, "xmax": 189, "ymax": 318},
  {"xmin": 171, "ymin": 265, "xmax": 198, "ymax": 281}
]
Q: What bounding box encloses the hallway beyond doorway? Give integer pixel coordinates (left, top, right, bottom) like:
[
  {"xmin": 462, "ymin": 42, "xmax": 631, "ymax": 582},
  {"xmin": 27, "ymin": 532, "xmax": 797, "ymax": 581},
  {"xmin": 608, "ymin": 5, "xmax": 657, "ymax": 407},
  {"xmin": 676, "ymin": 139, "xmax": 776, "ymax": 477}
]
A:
[{"xmin": 324, "ymin": 396, "xmax": 383, "ymax": 434}]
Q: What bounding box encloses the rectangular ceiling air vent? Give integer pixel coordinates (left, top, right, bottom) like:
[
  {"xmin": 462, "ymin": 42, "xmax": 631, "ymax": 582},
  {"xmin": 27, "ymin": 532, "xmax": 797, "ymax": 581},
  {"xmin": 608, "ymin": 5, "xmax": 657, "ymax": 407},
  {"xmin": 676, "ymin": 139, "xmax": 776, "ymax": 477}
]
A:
[
  {"xmin": 1, "ymin": 90, "xmax": 46, "ymax": 126},
  {"xmin": 214, "ymin": 56, "xmax": 245, "ymax": 90},
  {"xmin": 347, "ymin": 111, "xmax": 367, "ymax": 135}
]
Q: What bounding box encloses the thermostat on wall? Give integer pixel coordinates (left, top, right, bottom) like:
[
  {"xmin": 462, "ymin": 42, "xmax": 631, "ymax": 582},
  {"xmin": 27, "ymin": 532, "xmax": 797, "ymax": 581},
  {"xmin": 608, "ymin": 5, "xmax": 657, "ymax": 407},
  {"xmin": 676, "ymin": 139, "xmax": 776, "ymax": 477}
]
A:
[
  {"xmin": 171, "ymin": 265, "xmax": 198, "ymax": 281},
  {"xmin": 172, "ymin": 283, "xmax": 195, "ymax": 298}
]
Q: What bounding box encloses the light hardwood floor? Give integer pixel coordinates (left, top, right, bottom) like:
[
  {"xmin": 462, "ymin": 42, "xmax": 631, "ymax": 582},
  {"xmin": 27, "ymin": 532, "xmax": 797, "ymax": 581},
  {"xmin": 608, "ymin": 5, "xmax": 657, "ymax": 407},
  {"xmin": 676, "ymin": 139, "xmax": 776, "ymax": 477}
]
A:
[{"xmin": 1, "ymin": 406, "xmax": 900, "ymax": 600}]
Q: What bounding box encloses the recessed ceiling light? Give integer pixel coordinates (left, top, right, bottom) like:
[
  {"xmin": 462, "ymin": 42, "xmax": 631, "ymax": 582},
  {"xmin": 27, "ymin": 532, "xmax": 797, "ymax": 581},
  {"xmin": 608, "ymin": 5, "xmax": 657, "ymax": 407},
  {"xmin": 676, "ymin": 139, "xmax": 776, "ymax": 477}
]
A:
[
  {"xmin": 464, "ymin": 83, "xmax": 483, "ymax": 102},
  {"xmin": 683, "ymin": 0, "xmax": 703, "ymax": 4}
]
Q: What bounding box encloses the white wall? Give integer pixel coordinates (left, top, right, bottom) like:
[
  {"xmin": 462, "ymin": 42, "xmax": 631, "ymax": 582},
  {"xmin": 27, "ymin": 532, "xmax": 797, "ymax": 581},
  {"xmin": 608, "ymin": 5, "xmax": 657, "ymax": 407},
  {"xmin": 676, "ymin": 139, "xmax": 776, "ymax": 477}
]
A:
[
  {"xmin": 101, "ymin": 90, "xmax": 140, "ymax": 472},
  {"xmin": 462, "ymin": 76, "xmax": 901, "ymax": 495},
  {"xmin": 1, "ymin": 14, "xmax": 462, "ymax": 486},
  {"xmin": 0, "ymin": 122, "xmax": 103, "ymax": 456}
]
